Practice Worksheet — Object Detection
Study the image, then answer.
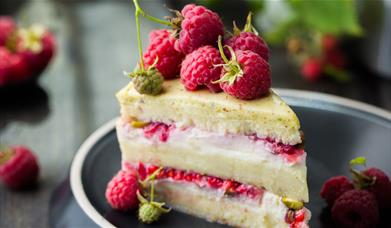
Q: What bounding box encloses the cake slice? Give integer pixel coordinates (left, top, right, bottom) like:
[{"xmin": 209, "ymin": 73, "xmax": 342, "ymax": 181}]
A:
[
  {"xmin": 117, "ymin": 79, "xmax": 308, "ymax": 202},
  {"xmin": 116, "ymin": 79, "xmax": 310, "ymax": 227}
]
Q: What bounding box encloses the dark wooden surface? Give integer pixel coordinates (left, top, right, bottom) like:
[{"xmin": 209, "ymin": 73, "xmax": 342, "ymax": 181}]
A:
[{"xmin": 0, "ymin": 1, "xmax": 390, "ymax": 228}]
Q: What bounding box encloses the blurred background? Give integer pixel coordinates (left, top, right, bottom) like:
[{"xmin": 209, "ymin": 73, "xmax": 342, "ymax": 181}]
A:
[{"xmin": 0, "ymin": 0, "xmax": 390, "ymax": 227}]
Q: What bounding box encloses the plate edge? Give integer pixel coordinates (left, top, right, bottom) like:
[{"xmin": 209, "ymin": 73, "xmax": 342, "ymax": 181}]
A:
[
  {"xmin": 275, "ymin": 89, "xmax": 391, "ymax": 121},
  {"xmin": 70, "ymin": 118, "xmax": 118, "ymax": 228}
]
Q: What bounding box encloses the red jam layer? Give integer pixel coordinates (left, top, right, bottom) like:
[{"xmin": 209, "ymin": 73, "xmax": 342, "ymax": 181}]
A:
[
  {"xmin": 141, "ymin": 122, "xmax": 304, "ymax": 161},
  {"xmin": 285, "ymin": 209, "xmax": 307, "ymax": 228},
  {"xmin": 134, "ymin": 162, "xmax": 264, "ymax": 200}
]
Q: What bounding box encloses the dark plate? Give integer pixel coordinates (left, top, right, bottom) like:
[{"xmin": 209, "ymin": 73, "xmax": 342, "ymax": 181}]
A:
[{"xmin": 55, "ymin": 89, "xmax": 391, "ymax": 228}]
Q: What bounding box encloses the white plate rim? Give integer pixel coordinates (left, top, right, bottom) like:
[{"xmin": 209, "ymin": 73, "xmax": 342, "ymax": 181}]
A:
[{"xmin": 70, "ymin": 89, "xmax": 391, "ymax": 228}]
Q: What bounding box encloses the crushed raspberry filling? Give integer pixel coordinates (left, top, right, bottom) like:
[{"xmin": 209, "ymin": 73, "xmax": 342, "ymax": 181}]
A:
[
  {"xmin": 285, "ymin": 209, "xmax": 306, "ymax": 227},
  {"xmin": 143, "ymin": 122, "xmax": 174, "ymax": 142},
  {"xmin": 140, "ymin": 122, "xmax": 304, "ymax": 161},
  {"xmin": 136, "ymin": 162, "xmax": 264, "ymax": 200},
  {"xmin": 249, "ymin": 135, "xmax": 305, "ymax": 163}
]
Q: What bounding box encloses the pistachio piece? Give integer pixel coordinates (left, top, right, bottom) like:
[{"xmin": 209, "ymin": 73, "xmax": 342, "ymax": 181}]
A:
[
  {"xmin": 282, "ymin": 197, "xmax": 304, "ymax": 210},
  {"xmin": 131, "ymin": 120, "xmax": 149, "ymax": 128}
]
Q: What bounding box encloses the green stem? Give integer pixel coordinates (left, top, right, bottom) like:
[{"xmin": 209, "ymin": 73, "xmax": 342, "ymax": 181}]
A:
[
  {"xmin": 133, "ymin": 0, "xmax": 172, "ymax": 26},
  {"xmin": 150, "ymin": 181, "xmax": 155, "ymax": 202},
  {"xmin": 218, "ymin": 36, "xmax": 229, "ymax": 63},
  {"xmin": 133, "ymin": 1, "xmax": 145, "ymax": 71}
]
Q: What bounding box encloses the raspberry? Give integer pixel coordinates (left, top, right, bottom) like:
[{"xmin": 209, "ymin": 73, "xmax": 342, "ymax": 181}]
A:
[
  {"xmin": 320, "ymin": 176, "xmax": 354, "ymax": 206},
  {"xmin": 362, "ymin": 167, "xmax": 391, "ymax": 209},
  {"xmin": 0, "ymin": 47, "xmax": 12, "ymax": 86},
  {"xmin": 143, "ymin": 29, "xmax": 184, "ymax": 79},
  {"xmin": 331, "ymin": 189, "xmax": 379, "ymax": 228},
  {"xmin": 180, "ymin": 45, "xmax": 223, "ymax": 92},
  {"xmin": 17, "ymin": 25, "xmax": 56, "ymax": 74},
  {"xmin": 225, "ymin": 32, "xmax": 269, "ymax": 61},
  {"xmin": 218, "ymin": 49, "xmax": 271, "ymax": 100},
  {"xmin": 0, "ymin": 17, "xmax": 16, "ymax": 47},
  {"xmin": 8, "ymin": 53, "xmax": 30, "ymax": 83},
  {"xmin": 301, "ymin": 57, "xmax": 323, "ymax": 81},
  {"xmin": 322, "ymin": 34, "xmax": 338, "ymax": 52},
  {"xmin": 0, "ymin": 146, "xmax": 40, "ymax": 189},
  {"xmin": 175, "ymin": 4, "xmax": 224, "ymax": 54},
  {"xmin": 105, "ymin": 170, "xmax": 139, "ymax": 211},
  {"xmin": 325, "ymin": 49, "xmax": 346, "ymax": 69},
  {"xmin": 132, "ymin": 68, "xmax": 164, "ymax": 95},
  {"xmin": 225, "ymin": 13, "xmax": 269, "ymax": 61}
]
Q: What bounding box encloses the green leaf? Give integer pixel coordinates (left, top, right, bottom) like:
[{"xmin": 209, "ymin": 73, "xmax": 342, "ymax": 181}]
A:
[
  {"xmin": 247, "ymin": 0, "xmax": 265, "ymax": 14},
  {"xmin": 350, "ymin": 157, "xmax": 367, "ymax": 167},
  {"xmin": 265, "ymin": 16, "xmax": 299, "ymax": 44},
  {"xmin": 287, "ymin": 0, "xmax": 362, "ymax": 36},
  {"xmin": 324, "ymin": 64, "xmax": 351, "ymax": 83}
]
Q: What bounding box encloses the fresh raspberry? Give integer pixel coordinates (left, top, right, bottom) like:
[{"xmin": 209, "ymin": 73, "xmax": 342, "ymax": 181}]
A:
[
  {"xmin": 322, "ymin": 34, "xmax": 338, "ymax": 52},
  {"xmin": 331, "ymin": 189, "xmax": 379, "ymax": 228},
  {"xmin": 0, "ymin": 146, "xmax": 40, "ymax": 189},
  {"xmin": 0, "ymin": 47, "xmax": 12, "ymax": 86},
  {"xmin": 362, "ymin": 167, "xmax": 391, "ymax": 209},
  {"xmin": 105, "ymin": 170, "xmax": 139, "ymax": 211},
  {"xmin": 17, "ymin": 25, "xmax": 56, "ymax": 74},
  {"xmin": 219, "ymin": 50, "xmax": 271, "ymax": 100},
  {"xmin": 143, "ymin": 29, "xmax": 184, "ymax": 79},
  {"xmin": 320, "ymin": 176, "xmax": 354, "ymax": 206},
  {"xmin": 325, "ymin": 49, "xmax": 346, "ymax": 69},
  {"xmin": 131, "ymin": 68, "xmax": 164, "ymax": 95},
  {"xmin": 175, "ymin": 4, "xmax": 224, "ymax": 54},
  {"xmin": 225, "ymin": 32, "xmax": 269, "ymax": 61},
  {"xmin": 0, "ymin": 17, "xmax": 16, "ymax": 47},
  {"xmin": 301, "ymin": 57, "xmax": 323, "ymax": 81},
  {"xmin": 224, "ymin": 13, "xmax": 269, "ymax": 61},
  {"xmin": 8, "ymin": 53, "xmax": 30, "ymax": 83},
  {"xmin": 180, "ymin": 45, "xmax": 223, "ymax": 92}
]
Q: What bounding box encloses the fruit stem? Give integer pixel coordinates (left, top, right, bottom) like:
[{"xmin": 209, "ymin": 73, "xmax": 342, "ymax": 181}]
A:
[
  {"xmin": 133, "ymin": 0, "xmax": 145, "ymax": 71},
  {"xmin": 217, "ymin": 36, "xmax": 229, "ymax": 63},
  {"xmin": 133, "ymin": 0, "xmax": 172, "ymax": 26},
  {"xmin": 150, "ymin": 179, "xmax": 155, "ymax": 202}
]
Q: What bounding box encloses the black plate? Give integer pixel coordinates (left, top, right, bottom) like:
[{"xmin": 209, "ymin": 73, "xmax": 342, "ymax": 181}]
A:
[{"xmin": 53, "ymin": 90, "xmax": 391, "ymax": 228}]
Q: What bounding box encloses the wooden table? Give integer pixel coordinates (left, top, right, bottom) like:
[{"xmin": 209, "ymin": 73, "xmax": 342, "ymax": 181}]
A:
[{"xmin": 0, "ymin": 1, "xmax": 390, "ymax": 227}]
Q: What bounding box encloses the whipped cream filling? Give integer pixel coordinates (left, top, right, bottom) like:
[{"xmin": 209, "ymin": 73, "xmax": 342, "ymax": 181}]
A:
[{"xmin": 120, "ymin": 120, "xmax": 306, "ymax": 165}]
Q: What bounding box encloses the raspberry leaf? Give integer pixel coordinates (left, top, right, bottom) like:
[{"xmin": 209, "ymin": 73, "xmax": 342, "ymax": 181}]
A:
[
  {"xmin": 349, "ymin": 156, "xmax": 376, "ymax": 189},
  {"xmin": 214, "ymin": 36, "xmax": 243, "ymax": 85},
  {"xmin": 350, "ymin": 157, "xmax": 366, "ymax": 167}
]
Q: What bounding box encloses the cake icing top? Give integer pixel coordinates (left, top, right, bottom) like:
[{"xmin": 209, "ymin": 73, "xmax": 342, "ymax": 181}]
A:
[{"xmin": 117, "ymin": 79, "xmax": 302, "ymax": 145}]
